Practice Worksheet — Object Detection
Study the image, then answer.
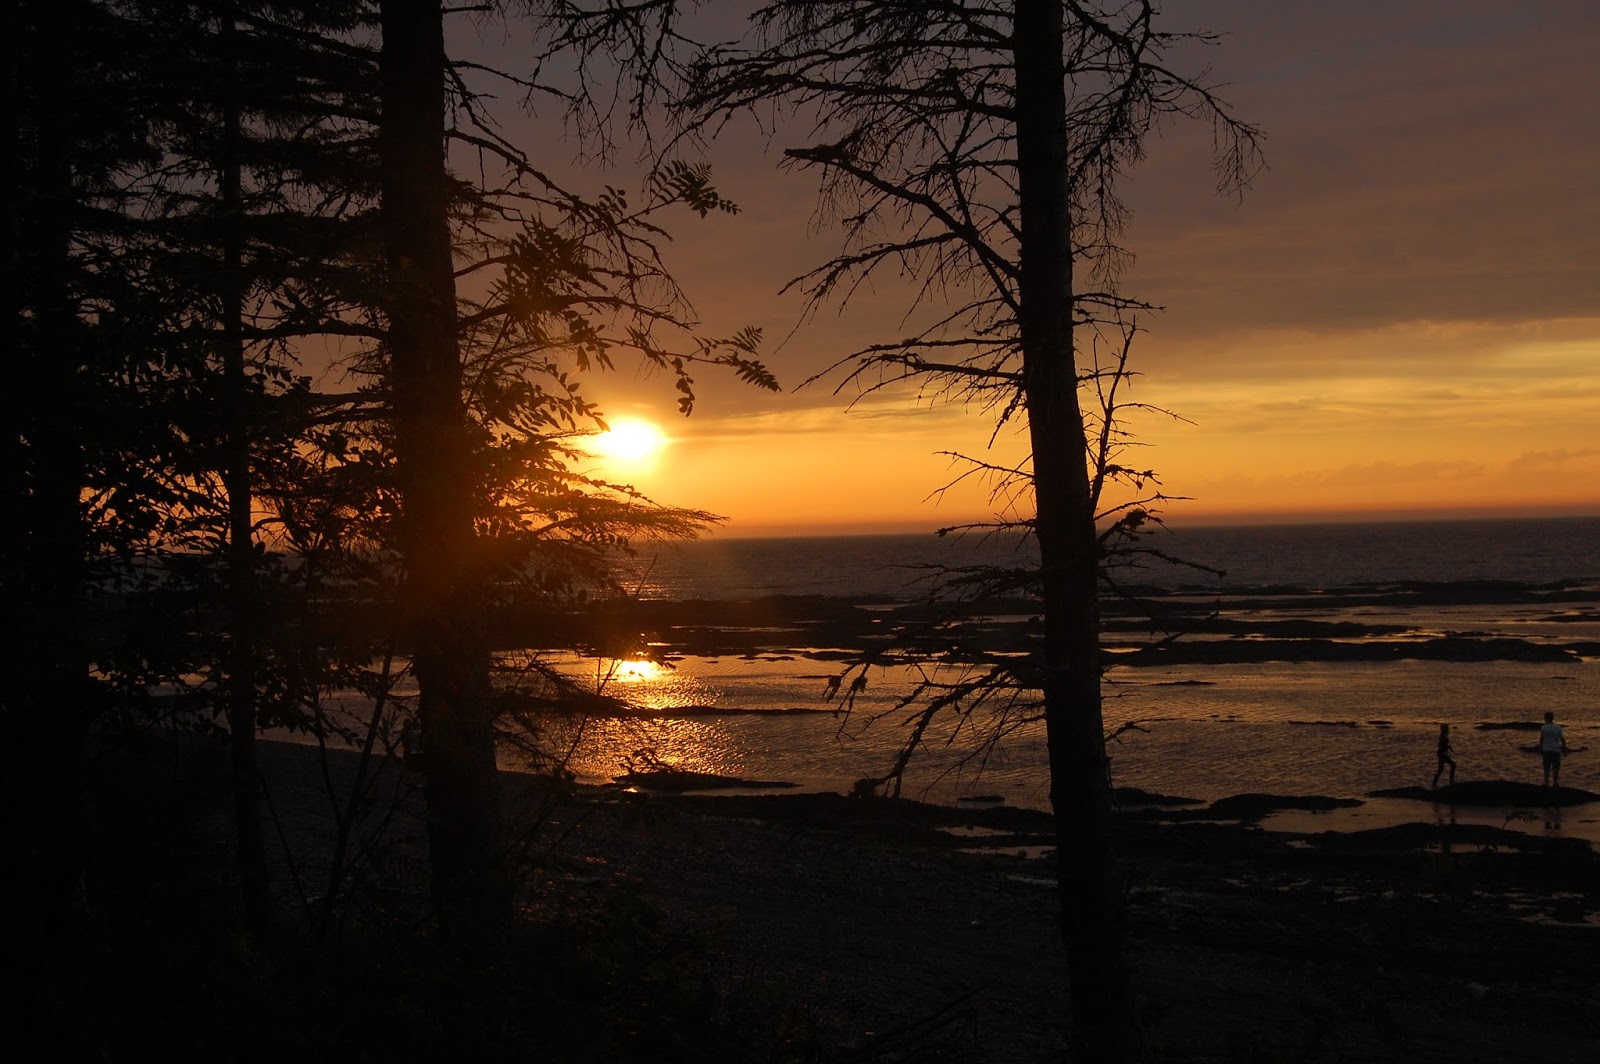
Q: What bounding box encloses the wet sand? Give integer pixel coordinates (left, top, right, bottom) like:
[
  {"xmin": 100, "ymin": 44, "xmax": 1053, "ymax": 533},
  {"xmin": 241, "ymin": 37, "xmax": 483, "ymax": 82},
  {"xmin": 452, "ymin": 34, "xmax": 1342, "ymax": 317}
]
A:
[{"xmin": 248, "ymin": 740, "xmax": 1600, "ymax": 1062}]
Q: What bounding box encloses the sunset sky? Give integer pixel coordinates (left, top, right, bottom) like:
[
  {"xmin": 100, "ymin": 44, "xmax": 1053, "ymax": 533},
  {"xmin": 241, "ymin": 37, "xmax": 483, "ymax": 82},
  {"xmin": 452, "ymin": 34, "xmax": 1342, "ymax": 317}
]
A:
[{"xmin": 466, "ymin": 1, "xmax": 1600, "ymax": 537}]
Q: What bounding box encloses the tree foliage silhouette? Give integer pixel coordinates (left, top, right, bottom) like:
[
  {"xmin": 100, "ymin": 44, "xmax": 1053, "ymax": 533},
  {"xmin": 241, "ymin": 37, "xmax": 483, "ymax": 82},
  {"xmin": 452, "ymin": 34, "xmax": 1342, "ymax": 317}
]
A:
[
  {"xmin": 376, "ymin": 0, "xmax": 777, "ymax": 940},
  {"xmin": 7, "ymin": 0, "xmax": 776, "ymax": 955}
]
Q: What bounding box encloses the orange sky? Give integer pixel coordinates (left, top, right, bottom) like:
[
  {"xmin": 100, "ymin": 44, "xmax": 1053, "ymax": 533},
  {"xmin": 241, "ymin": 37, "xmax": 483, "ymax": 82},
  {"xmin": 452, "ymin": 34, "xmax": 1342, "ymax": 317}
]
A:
[{"xmin": 452, "ymin": 1, "xmax": 1600, "ymax": 536}]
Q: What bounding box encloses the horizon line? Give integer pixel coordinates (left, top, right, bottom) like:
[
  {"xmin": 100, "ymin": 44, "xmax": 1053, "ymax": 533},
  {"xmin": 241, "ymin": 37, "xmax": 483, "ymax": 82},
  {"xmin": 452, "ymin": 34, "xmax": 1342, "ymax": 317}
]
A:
[{"xmin": 710, "ymin": 504, "xmax": 1600, "ymax": 539}]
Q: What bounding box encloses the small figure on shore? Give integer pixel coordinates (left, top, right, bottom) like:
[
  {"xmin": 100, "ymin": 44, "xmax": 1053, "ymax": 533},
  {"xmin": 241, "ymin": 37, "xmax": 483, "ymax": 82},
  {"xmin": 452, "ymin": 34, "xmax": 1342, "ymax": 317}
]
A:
[
  {"xmin": 1539, "ymin": 711, "xmax": 1568, "ymax": 788},
  {"xmin": 1432, "ymin": 723, "xmax": 1456, "ymax": 788}
]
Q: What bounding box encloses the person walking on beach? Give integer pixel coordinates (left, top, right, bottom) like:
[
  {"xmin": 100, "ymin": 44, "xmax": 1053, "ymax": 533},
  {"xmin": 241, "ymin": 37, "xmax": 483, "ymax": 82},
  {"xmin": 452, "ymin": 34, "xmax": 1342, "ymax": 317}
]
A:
[
  {"xmin": 1432, "ymin": 723, "xmax": 1456, "ymax": 788},
  {"xmin": 1539, "ymin": 711, "xmax": 1568, "ymax": 788}
]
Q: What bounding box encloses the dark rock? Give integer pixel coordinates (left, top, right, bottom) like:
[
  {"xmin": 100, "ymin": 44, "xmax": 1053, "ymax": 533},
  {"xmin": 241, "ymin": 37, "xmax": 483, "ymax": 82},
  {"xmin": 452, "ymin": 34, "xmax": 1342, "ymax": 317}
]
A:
[
  {"xmin": 1368, "ymin": 780, "xmax": 1600, "ymax": 807},
  {"xmin": 615, "ymin": 769, "xmax": 799, "ymax": 792},
  {"xmin": 1113, "ymin": 787, "xmax": 1205, "ymax": 807},
  {"xmin": 1204, "ymin": 793, "xmax": 1364, "ymax": 821}
]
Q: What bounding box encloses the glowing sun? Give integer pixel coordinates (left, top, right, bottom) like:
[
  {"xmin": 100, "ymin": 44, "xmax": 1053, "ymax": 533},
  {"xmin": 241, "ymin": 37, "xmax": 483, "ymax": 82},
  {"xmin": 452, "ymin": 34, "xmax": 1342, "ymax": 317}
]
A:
[{"xmin": 589, "ymin": 417, "xmax": 668, "ymax": 471}]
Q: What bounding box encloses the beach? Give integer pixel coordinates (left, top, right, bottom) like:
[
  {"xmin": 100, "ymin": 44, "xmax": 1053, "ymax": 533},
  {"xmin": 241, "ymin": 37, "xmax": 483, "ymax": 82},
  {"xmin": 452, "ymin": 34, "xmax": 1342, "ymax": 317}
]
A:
[
  {"xmin": 234, "ymin": 739, "xmax": 1600, "ymax": 1062},
  {"xmin": 555, "ymin": 792, "xmax": 1600, "ymax": 1063},
  {"xmin": 41, "ymin": 724, "xmax": 1598, "ymax": 1062},
  {"xmin": 480, "ymin": 519, "xmax": 1600, "ymax": 820},
  {"xmin": 90, "ymin": 518, "xmax": 1600, "ymax": 1059},
  {"xmin": 281, "ymin": 520, "xmax": 1600, "ymax": 822}
]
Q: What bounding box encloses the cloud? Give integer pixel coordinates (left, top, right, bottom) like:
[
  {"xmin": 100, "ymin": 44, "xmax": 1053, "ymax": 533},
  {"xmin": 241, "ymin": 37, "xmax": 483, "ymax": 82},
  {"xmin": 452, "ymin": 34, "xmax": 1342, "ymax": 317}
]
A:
[
  {"xmin": 664, "ymin": 390, "xmax": 995, "ymax": 443},
  {"xmin": 1294, "ymin": 459, "xmax": 1489, "ymax": 489},
  {"xmin": 1517, "ymin": 447, "xmax": 1600, "ymax": 466},
  {"xmin": 1120, "ymin": 1, "xmax": 1600, "ymax": 339},
  {"xmin": 1511, "ymin": 447, "xmax": 1600, "ymax": 487},
  {"xmin": 1128, "ymin": 317, "xmax": 1600, "ymax": 389}
]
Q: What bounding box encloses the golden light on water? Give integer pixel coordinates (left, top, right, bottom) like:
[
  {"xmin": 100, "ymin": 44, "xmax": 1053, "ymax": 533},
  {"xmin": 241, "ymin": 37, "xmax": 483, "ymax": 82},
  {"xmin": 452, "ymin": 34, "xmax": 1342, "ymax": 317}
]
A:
[
  {"xmin": 543, "ymin": 714, "xmax": 742, "ymax": 783},
  {"xmin": 610, "ymin": 657, "xmax": 664, "ymax": 683}
]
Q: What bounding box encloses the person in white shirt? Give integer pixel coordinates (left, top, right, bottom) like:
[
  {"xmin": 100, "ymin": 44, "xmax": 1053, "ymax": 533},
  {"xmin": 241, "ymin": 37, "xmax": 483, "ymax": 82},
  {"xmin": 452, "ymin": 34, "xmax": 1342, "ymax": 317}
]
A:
[{"xmin": 1539, "ymin": 711, "xmax": 1569, "ymax": 788}]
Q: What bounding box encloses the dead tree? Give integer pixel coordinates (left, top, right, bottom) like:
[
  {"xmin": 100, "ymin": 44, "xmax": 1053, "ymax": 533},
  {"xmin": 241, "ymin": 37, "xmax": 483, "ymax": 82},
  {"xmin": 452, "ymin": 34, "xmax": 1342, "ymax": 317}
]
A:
[{"xmin": 684, "ymin": 2, "xmax": 1261, "ymax": 1058}]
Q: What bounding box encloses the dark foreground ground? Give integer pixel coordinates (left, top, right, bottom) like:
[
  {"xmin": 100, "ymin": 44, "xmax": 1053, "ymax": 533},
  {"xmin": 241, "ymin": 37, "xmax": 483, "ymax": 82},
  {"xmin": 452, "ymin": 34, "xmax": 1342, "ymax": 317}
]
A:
[
  {"xmin": 526, "ymin": 789, "xmax": 1600, "ymax": 1063},
  {"xmin": 28, "ymin": 737, "xmax": 1600, "ymax": 1063},
  {"xmin": 264, "ymin": 742, "xmax": 1600, "ymax": 1062}
]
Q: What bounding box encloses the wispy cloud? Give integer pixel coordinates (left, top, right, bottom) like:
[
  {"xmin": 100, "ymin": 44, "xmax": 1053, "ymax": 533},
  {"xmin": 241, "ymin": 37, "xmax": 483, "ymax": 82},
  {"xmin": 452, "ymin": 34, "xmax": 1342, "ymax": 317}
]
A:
[{"xmin": 1295, "ymin": 459, "xmax": 1489, "ymax": 489}]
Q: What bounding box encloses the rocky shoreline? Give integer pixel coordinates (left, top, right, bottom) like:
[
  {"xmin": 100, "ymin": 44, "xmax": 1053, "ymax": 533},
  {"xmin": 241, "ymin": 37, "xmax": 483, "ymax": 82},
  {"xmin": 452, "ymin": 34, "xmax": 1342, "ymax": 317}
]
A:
[{"xmin": 485, "ymin": 579, "xmax": 1600, "ymax": 668}]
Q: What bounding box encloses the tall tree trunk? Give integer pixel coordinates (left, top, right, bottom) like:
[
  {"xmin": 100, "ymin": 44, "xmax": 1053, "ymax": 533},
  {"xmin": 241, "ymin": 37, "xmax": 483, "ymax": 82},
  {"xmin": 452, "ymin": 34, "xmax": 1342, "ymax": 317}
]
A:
[
  {"xmin": 6, "ymin": 0, "xmax": 98, "ymax": 996},
  {"xmin": 1, "ymin": 0, "xmax": 24, "ymax": 621},
  {"xmin": 1013, "ymin": 2, "xmax": 1137, "ymax": 1060},
  {"xmin": 218, "ymin": 3, "xmax": 273, "ymax": 939},
  {"xmin": 378, "ymin": 0, "xmax": 506, "ymax": 942}
]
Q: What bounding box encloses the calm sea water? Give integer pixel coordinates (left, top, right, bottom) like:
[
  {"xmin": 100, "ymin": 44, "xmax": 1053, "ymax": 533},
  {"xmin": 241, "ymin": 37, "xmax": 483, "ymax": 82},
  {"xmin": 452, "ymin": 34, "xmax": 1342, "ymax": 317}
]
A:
[
  {"xmin": 622, "ymin": 515, "xmax": 1600, "ymax": 601},
  {"xmin": 546, "ymin": 517, "xmax": 1600, "ymax": 836}
]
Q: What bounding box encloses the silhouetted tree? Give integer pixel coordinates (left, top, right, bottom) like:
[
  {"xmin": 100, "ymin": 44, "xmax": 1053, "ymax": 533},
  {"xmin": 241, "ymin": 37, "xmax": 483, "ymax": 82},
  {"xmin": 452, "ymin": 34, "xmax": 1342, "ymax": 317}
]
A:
[
  {"xmin": 4, "ymin": 0, "xmax": 165, "ymax": 979},
  {"xmin": 376, "ymin": 0, "xmax": 777, "ymax": 941},
  {"xmin": 6, "ymin": 0, "xmax": 772, "ymax": 961},
  {"xmin": 684, "ymin": 2, "xmax": 1260, "ymax": 1058},
  {"xmin": 378, "ymin": 0, "xmax": 510, "ymax": 941},
  {"xmin": 90, "ymin": 0, "xmax": 384, "ymax": 938}
]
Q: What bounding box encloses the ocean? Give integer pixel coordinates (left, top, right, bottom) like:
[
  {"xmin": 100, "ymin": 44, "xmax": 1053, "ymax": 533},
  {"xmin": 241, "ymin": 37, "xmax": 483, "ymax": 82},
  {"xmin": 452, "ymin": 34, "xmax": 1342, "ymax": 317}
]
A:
[
  {"xmin": 530, "ymin": 516, "xmax": 1600, "ymax": 838},
  {"xmin": 621, "ymin": 516, "xmax": 1600, "ymax": 601}
]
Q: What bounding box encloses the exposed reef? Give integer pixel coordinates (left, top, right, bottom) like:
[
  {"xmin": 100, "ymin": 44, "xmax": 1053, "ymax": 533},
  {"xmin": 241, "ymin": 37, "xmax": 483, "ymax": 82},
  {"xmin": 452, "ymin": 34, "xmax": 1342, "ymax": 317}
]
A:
[{"xmin": 487, "ymin": 577, "xmax": 1600, "ymax": 669}]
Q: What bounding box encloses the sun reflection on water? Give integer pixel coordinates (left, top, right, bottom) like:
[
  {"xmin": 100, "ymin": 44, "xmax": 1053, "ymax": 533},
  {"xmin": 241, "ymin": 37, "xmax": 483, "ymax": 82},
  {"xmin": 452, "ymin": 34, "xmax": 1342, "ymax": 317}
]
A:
[
  {"xmin": 590, "ymin": 655, "xmax": 720, "ymax": 713},
  {"xmin": 547, "ymin": 715, "xmax": 744, "ymax": 782},
  {"xmin": 609, "ymin": 658, "xmax": 663, "ymax": 683}
]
